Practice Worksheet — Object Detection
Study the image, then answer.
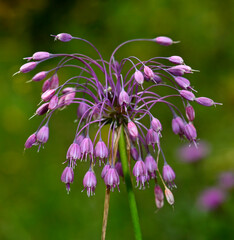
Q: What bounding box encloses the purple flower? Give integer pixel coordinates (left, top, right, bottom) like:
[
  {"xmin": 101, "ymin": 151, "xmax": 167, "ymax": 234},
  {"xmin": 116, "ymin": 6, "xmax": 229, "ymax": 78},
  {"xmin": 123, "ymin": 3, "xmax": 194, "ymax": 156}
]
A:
[
  {"xmin": 119, "ymin": 89, "xmax": 130, "ymax": 106},
  {"xmin": 17, "ymin": 33, "xmax": 220, "ymax": 204},
  {"xmin": 130, "ymin": 145, "xmax": 139, "ymax": 161},
  {"xmin": 154, "ymin": 185, "xmax": 164, "ymax": 209},
  {"xmin": 115, "ymin": 161, "xmax": 124, "ymax": 178},
  {"xmin": 37, "ymin": 125, "xmax": 49, "ymax": 144},
  {"xmin": 104, "ymin": 166, "xmax": 120, "ymax": 192},
  {"xmin": 94, "ymin": 140, "xmax": 108, "ymax": 165},
  {"xmin": 101, "ymin": 163, "xmax": 111, "ymax": 179},
  {"xmin": 145, "ymin": 154, "xmax": 157, "ymax": 179},
  {"xmin": 185, "ymin": 104, "xmax": 195, "ymax": 122},
  {"xmin": 66, "ymin": 143, "xmax": 81, "ymax": 162},
  {"xmin": 80, "ymin": 136, "xmax": 93, "ymax": 160},
  {"xmin": 172, "ymin": 116, "xmax": 185, "ymax": 136},
  {"xmin": 36, "ymin": 103, "xmax": 49, "ymax": 116},
  {"xmin": 25, "ymin": 133, "xmax": 37, "ymax": 149},
  {"xmin": 155, "ymin": 36, "xmax": 177, "ymax": 46},
  {"xmin": 61, "ymin": 166, "xmax": 74, "ymax": 193},
  {"xmin": 53, "ymin": 33, "xmax": 73, "ymax": 42},
  {"xmin": 184, "ymin": 122, "xmax": 197, "ymax": 142},
  {"xmin": 163, "ymin": 163, "xmax": 176, "ymax": 188},
  {"xmin": 180, "ymin": 90, "xmax": 195, "ymax": 101},
  {"xmin": 134, "ymin": 70, "xmax": 144, "ymax": 85},
  {"xmin": 31, "ymin": 51, "xmax": 51, "ymax": 61},
  {"xmin": 195, "ymin": 97, "xmax": 222, "ymax": 107},
  {"xmin": 178, "ymin": 141, "xmax": 210, "ymax": 163},
  {"xmin": 83, "ymin": 169, "xmax": 97, "ymax": 197},
  {"xmin": 218, "ymin": 171, "xmax": 234, "ymax": 190},
  {"xmin": 32, "ymin": 71, "xmax": 48, "ymax": 82},
  {"xmin": 133, "ymin": 159, "xmax": 147, "ymax": 189},
  {"xmin": 198, "ymin": 187, "xmax": 226, "ymax": 211},
  {"xmin": 168, "ymin": 56, "xmax": 184, "ymax": 65},
  {"xmin": 151, "ymin": 117, "xmax": 162, "ymax": 132}
]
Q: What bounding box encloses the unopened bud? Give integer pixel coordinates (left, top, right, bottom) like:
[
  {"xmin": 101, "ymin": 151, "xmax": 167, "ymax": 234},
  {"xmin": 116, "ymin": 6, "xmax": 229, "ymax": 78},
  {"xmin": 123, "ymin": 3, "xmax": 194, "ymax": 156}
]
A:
[
  {"xmin": 165, "ymin": 187, "xmax": 174, "ymax": 205},
  {"xmin": 53, "ymin": 33, "xmax": 73, "ymax": 42},
  {"xmin": 168, "ymin": 56, "xmax": 184, "ymax": 65},
  {"xmin": 32, "ymin": 71, "xmax": 47, "ymax": 82},
  {"xmin": 186, "ymin": 104, "xmax": 195, "ymax": 121},
  {"xmin": 134, "ymin": 70, "xmax": 144, "ymax": 85},
  {"xmin": 155, "ymin": 36, "xmax": 176, "ymax": 46},
  {"xmin": 32, "ymin": 51, "xmax": 51, "ymax": 61},
  {"xmin": 180, "ymin": 90, "xmax": 195, "ymax": 101},
  {"xmin": 127, "ymin": 121, "xmax": 138, "ymax": 140}
]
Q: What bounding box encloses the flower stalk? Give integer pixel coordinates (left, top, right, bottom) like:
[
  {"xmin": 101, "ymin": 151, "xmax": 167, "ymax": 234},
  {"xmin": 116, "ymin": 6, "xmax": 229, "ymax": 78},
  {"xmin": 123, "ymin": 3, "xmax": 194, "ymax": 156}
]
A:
[{"xmin": 119, "ymin": 126, "xmax": 142, "ymax": 240}]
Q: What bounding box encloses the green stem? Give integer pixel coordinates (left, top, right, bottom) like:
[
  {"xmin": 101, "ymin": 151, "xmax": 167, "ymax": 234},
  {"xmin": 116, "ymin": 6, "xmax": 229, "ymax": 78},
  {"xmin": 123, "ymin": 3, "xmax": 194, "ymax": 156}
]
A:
[{"xmin": 118, "ymin": 126, "xmax": 142, "ymax": 240}]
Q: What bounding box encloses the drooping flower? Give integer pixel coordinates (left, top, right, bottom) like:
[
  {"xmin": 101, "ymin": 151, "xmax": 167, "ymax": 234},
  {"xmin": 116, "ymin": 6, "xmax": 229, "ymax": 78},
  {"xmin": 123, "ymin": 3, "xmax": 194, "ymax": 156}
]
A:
[{"xmin": 19, "ymin": 33, "xmax": 220, "ymax": 206}]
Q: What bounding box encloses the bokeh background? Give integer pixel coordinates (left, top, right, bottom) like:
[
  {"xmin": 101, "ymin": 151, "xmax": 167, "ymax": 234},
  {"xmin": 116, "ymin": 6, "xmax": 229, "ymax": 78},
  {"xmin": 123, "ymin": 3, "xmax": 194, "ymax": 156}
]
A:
[{"xmin": 0, "ymin": 0, "xmax": 234, "ymax": 239}]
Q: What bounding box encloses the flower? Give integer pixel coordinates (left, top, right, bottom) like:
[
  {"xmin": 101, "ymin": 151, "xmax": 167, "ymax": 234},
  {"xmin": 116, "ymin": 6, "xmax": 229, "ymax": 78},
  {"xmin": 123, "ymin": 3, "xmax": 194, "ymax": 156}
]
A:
[
  {"xmin": 19, "ymin": 33, "xmax": 220, "ymax": 205},
  {"xmin": 198, "ymin": 187, "xmax": 226, "ymax": 211}
]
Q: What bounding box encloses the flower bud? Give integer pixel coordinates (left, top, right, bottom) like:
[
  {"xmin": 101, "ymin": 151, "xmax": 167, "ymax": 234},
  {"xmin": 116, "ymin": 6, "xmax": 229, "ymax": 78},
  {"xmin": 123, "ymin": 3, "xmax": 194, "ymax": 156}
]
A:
[
  {"xmin": 165, "ymin": 187, "xmax": 174, "ymax": 205},
  {"xmin": 172, "ymin": 116, "xmax": 185, "ymax": 135},
  {"xmin": 41, "ymin": 89, "xmax": 56, "ymax": 102},
  {"xmin": 54, "ymin": 33, "xmax": 73, "ymax": 42},
  {"xmin": 144, "ymin": 66, "xmax": 154, "ymax": 80},
  {"xmin": 19, "ymin": 62, "xmax": 38, "ymax": 73},
  {"xmin": 127, "ymin": 121, "xmax": 138, "ymax": 140},
  {"xmin": 50, "ymin": 73, "xmax": 59, "ymax": 89},
  {"xmin": 48, "ymin": 95, "xmax": 59, "ymax": 110},
  {"xmin": 36, "ymin": 102, "xmax": 49, "ymax": 115},
  {"xmin": 134, "ymin": 70, "xmax": 144, "ymax": 85},
  {"xmin": 186, "ymin": 104, "xmax": 195, "ymax": 121},
  {"xmin": 154, "ymin": 185, "xmax": 164, "ymax": 209},
  {"xmin": 119, "ymin": 89, "xmax": 130, "ymax": 106},
  {"xmin": 77, "ymin": 102, "xmax": 89, "ymax": 118},
  {"xmin": 115, "ymin": 162, "xmax": 124, "ymax": 177},
  {"xmin": 155, "ymin": 36, "xmax": 174, "ymax": 46},
  {"xmin": 168, "ymin": 56, "xmax": 184, "ymax": 65},
  {"xmin": 83, "ymin": 169, "xmax": 97, "ymax": 197},
  {"xmin": 32, "ymin": 51, "xmax": 51, "ymax": 61},
  {"xmin": 75, "ymin": 134, "xmax": 85, "ymax": 145},
  {"xmin": 66, "ymin": 143, "xmax": 81, "ymax": 161},
  {"xmin": 163, "ymin": 163, "xmax": 176, "ymax": 187},
  {"xmin": 146, "ymin": 129, "xmax": 159, "ymax": 146},
  {"xmin": 174, "ymin": 76, "xmax": 191, "ymax": 89},
  {"xmin": 42, "ymin": 79, "xmax": 51, "ymax": 92},
  {"xmin": 195, "ymin": 97, "xmax": 217, "ymax": 107},
  {"xmin": 32, "ymin": 71, "xmax": 47, "ymax": 82},
  {"xmin": 64, "ymin": 91, "xmax": 76, "ymax": 105},
  {"xmin": 184, "ymin": 122, "xmax": 197, "ymax": 141},
  {"xmin": 130, "ymin": 145, "xmax": 139, "ymax": 161},
  {"xmin": 37, "ymin": 125, "xmax": 49, "ymax": 143},
  {"xmin": 153, "ymin": 74, "xmax": 162, "ymax": 83},
  {"xmin": 25, "ymin": 133, "xmax": 37, "ymax": 149},
  {"xmin": 168, "ymin": 66, "xmax": 185, "ymax": 76},
  {"xmin": 151, "ymin": 117, "xmax": 162, "ymax": 132},
  {"xmin": 179, "ymin": 90, "xmax": 195, "ymax": 101}
]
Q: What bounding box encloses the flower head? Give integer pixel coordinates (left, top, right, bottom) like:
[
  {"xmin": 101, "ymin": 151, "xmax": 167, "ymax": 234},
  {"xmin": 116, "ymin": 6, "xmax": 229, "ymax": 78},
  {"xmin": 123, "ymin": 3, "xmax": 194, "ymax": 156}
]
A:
[{"xmin": 18, "ymin": 33, "xmax": 220, "ymax": 208}]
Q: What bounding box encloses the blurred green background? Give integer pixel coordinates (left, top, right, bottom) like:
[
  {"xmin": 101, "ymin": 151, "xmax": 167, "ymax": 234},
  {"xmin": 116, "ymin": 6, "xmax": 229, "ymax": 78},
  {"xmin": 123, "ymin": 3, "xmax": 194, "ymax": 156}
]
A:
[{"xmin": 0, "ymin": 0, "xmax": 234, "ymax": 239}]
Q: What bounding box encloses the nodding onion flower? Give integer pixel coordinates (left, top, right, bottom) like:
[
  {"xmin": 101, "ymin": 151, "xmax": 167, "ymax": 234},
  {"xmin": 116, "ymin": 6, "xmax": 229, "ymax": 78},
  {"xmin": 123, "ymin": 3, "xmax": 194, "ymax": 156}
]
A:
[{"xmin": 20, "ymin": 33, "xmax": 221, "ymax": 207}]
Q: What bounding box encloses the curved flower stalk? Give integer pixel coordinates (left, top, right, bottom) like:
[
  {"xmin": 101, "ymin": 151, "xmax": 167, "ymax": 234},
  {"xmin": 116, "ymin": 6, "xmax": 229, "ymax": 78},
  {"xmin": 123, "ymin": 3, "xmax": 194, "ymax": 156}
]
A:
[{"xmin": 19, "ymin": 33, "xmax": 221, "ymax": 239}]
